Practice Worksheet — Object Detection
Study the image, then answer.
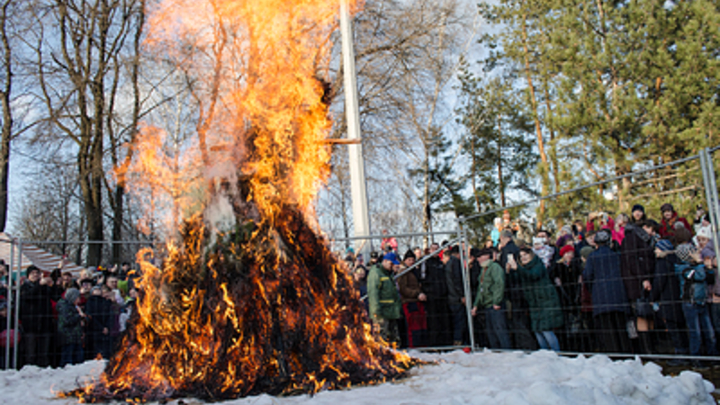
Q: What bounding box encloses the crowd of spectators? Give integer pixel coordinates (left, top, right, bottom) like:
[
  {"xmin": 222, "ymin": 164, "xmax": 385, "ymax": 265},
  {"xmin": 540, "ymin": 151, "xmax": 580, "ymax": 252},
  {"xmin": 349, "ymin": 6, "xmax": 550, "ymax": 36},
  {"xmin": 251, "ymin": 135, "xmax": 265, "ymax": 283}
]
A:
[
  {"xmin": 349, "ymin": 202, "xmax": 720, "ymax": 366},
  {"xmin": 1, "ymin": 200, "xmax": 717, "ymax": 370},
  {"xmin": 0, "ymin": 262, "xmax": 138, "ymax": 369}
]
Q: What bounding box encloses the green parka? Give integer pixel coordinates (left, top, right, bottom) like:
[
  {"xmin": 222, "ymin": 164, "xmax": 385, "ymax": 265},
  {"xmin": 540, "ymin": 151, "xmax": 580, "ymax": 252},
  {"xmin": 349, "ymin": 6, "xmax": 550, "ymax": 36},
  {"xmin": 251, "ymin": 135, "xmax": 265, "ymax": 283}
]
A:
[
  {"xmin": 473, "ymin": 260, "xmax": 505, "ymax": 309},
  {"xmin": 367, "ymin": 264, "xmax": 402, "ymax": 321},
  {"xmin": 517, "ymin": 256, "xmax": 564, "ymax": 332}
]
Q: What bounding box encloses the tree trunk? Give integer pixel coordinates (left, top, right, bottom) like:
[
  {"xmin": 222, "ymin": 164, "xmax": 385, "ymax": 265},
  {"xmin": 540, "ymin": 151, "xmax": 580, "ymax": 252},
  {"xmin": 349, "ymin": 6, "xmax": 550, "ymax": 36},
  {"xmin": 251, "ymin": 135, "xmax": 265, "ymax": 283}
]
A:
[
  {"xmin": 521, "ymin": 9, "xmax": 549, "ymax": 227},
  {"xmin": 0, "ymin": 1, "xmax": 12, "ymax": 232}
]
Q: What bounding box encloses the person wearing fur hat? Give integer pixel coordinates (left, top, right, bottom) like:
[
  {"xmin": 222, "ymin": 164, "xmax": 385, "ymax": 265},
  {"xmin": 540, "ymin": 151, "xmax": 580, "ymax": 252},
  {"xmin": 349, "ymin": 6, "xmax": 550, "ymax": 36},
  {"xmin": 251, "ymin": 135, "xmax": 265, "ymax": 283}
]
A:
[
  {"xmin": 57, "ymin": 288, "xmax": 85, "ymax": 366},
  {"xmin": 582, "ymin": 229, "xmax": 631, "ymax": 353},
  {"xmin": 397, "ymin": 249, "xmax": 427, "ymax": 348},
  {"xmin": 659, "ymin": 203, "xmax": 693, "ymax": 239},
  {"xmin": 675, "ymin": 243, "xmax": 717, "ymax": 360}
]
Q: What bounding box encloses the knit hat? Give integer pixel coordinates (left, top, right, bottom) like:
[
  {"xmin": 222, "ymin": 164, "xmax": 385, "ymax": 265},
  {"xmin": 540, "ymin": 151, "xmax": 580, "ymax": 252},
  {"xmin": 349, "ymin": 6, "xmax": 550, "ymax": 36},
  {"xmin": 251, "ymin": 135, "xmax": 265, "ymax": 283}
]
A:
[
  {"xmin": 660, "ymin": 203, "xmax": 674, "ymax": 213},
  {"xmin": 655, "ymin": 239, "xmax": 674, "ymax": 252},
  {"xmin": 64, "ymin": 288, "xmax": 80, "ymax": 303},
  {"xmin": 469, "ymin": 247, "xmax": 482, "ymax": 258},
  {"xmin": 560, "ymin": 245, "xmax": 574, "ymax": 257},
  {"xmin": 632, "ymin": 204, "xmax": 645, "ymax": 213},
  {"xmin": 580, "ymin": 246, "xmax": 594, "ymax": 259},
  {"xmin": 561, "ymin": 225, "xmax": 573, "ymax": 235},
  {"xmin": 675, "ymin": 243, "xmax": 697, "ymax": 263},
  {"xmin": 403, "ymin": 249, "xmax": 416, "ymax": 262},
  {"xmin": 696, "ymin": 227, "xmax": 713, "ymax": 240},
  {"xmin": 594, "ymin": 229, "xmax": 611, "ymax": 244},
  {"xmin": 383, "ymin": 252, "xmax": 400, "ymax": 265}
]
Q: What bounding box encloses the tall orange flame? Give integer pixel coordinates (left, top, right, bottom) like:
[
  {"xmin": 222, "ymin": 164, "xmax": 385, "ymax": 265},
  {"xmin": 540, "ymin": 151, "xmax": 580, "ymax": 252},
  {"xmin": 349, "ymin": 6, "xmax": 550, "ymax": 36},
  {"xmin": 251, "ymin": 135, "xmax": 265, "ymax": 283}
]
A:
[{"xmin": 64, "ymin": 0, "xmax": 414, "ymax": 402}]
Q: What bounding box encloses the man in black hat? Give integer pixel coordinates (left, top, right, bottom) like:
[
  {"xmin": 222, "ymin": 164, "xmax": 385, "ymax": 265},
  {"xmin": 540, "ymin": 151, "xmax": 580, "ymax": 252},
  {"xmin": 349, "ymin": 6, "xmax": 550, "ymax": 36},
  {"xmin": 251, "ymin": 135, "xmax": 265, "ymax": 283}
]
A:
[
  {"xmin": 445, "ymin": 245, "xmax": 467, "ymax": 345},
  {"xmin": 422, "ymin": 242, "xmax": 451, "ymax": 346},
  {"xmin": 20, "ymin": 265, "xmax": 54, "ymax": 367}
]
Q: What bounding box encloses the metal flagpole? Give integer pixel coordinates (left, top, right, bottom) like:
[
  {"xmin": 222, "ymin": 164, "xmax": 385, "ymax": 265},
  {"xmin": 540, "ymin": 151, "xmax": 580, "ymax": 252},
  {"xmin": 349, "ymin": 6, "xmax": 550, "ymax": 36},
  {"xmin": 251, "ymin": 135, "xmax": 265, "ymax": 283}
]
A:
[
  {"xmin": 339, "ymin": 0, "xmax": 371, "ymax": 258},
  {"xmin": 457, "ymin": 217, "xmax": 476, "ymax": 352}
]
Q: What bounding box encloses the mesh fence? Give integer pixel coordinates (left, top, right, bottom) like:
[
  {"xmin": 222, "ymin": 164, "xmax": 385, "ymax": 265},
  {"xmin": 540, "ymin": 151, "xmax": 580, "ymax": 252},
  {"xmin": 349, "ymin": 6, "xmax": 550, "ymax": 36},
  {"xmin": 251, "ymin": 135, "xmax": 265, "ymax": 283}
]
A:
[{"xmin": 2, "ymin": 148, "xmax": 720, "ymax": 371}]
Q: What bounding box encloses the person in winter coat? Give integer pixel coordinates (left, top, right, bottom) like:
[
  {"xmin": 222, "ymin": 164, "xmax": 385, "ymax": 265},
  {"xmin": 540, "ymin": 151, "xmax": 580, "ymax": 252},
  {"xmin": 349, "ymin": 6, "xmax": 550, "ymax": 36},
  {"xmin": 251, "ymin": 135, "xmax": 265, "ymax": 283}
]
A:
[
  {"xmin": 397, "ymin": 250, "xmax": 427, "ymax": 348},
  {"xmin": 499, "ymin": 230, "xmax": 537, "ymax": 350},
  {"xmin": 675, "ymin": 243, "xmax": 717, "ymax": 359},
  {"xmin": 57, "ymin": 288, "xmax": 85, "ymax": 366},
  {"xmin": 367, "ymin": 252, "xmax": 402, "ymax": 345},
  {"xmin": 471, "ymin": 249, "xmax": 510, "ymax": 349},
  {"xmin": 652, "ymin": 239, "xmax": 687, "ymax": 358},
  {"xmin": 85, "ymin": 286, "xmax": 113, "ymax": 359},
  {"xmin": 20, "ymin": 265, "xmax": 55, "ymax": 367},
  {"xmin": 422, "ymin": 243, "xmax": 451, "ymax": 347},
  {"xmin": 659, "ymin": 203, "xmax": 693, "ymax": 239},
  {"xmin": 551, "ymin": 244, "xmax": 583, "ymax": 351},
  {"xmin": 445, "ymin": 245, "xmax": 467, "ymax": 345},
  {"xmin": 620, "ymin": 219, "xmax": 658, "ymax": 353},
  {"xmin": 630, "ymin": 204, "xmax": 647, "ymax": 224},
  {"xmin": 508, "ymin": 247, "xmax": 564, "ymax": 351},
  {"xmin": 582, "ymin": 229, "xmax": 631, "ymax": 353}
]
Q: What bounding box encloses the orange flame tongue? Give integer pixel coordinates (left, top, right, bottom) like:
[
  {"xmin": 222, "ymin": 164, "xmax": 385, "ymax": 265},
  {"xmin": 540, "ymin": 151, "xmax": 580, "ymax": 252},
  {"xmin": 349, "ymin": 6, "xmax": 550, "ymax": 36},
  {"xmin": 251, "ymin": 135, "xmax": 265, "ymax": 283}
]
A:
[{"xmin": 63, "ymin": 0, "xmax": 415, "ymax": 402}]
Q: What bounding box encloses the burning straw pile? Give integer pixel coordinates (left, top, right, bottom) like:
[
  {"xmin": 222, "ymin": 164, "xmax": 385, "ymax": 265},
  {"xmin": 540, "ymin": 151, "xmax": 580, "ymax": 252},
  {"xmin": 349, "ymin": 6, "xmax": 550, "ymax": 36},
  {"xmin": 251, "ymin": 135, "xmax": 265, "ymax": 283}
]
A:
[{"xmin": 62, "ymin": 0, "xmax": 415, "ymax": 402}]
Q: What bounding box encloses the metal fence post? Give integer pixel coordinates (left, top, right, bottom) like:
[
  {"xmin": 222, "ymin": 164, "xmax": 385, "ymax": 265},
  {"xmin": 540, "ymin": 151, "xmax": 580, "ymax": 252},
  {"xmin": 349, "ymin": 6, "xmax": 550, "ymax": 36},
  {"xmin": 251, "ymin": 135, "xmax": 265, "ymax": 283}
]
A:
[
  {"xmin": 13, "ymin": 240, "xmax": 23, "ymax": 367},
  {"xmin": 701, "ymin": 149, "xmax": 720, "ymax": 264},
  {"xmin": 457, "ymin": 217, "xmax": 476, "ymax": 352},
  {"xmin": 5, "ymin": 241, "xmax": 13, "ymax": 369}
]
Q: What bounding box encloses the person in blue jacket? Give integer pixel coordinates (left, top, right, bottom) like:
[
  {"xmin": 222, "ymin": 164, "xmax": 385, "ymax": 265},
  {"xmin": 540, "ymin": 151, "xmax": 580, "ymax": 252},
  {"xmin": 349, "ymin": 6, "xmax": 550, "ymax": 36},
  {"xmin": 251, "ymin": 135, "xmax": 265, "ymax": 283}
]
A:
[
  {"xmin": 675, "ymin": 243, "xmax": 717, "ymax": 359},
  {"xmin": 582, "ymin": 229, "xmax": 631, "ymax": 353}
]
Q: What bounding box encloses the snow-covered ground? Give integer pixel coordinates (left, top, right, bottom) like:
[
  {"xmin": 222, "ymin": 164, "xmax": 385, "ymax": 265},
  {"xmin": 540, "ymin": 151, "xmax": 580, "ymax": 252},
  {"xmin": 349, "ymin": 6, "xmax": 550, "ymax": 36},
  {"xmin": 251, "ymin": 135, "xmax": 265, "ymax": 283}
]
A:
[{"xmin": 0, "ymin": 350, "xmax": 715, "ymax": 405}]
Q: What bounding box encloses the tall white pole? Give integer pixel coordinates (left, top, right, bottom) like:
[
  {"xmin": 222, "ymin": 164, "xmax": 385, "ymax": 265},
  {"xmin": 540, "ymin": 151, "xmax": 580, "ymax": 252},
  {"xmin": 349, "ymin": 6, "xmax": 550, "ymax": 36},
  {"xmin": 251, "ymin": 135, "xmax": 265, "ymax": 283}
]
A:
[{"xmin": 339, "ymin": 0, "xmax": 371, "ymax": 256}]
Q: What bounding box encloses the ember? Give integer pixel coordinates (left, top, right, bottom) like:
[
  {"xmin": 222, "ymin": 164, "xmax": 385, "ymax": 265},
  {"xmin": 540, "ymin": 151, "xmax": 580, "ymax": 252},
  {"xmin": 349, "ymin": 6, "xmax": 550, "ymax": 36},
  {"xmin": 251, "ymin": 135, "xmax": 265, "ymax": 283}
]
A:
[{"xmin": 62, "ymin": 0, "xmax": 415, "ymax": 402}]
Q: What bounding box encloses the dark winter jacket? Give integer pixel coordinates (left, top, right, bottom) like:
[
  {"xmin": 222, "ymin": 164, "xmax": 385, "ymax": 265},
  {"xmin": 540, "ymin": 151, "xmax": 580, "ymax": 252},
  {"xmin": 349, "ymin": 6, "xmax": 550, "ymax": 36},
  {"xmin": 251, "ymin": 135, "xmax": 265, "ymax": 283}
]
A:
[
  {"xmin": 445, "ymin": 256, "xmax": 464, "ymax": 305},
  {"xmin": 676, "ymin": 262, "xmax": 714, "ymax": 305},
  {"xmin": 19, "ymin": 281, "xmax": 54, "ymax": 333},
  {"xmin": 517, "ymin": 256, "xmax": 564, "ymax": 332},
  {"xmin": 398, "ymin": 270, "xmax": 422, "ymax": 304},
  {"xmin": 422, "ymin": 256, "xmax": 448, "ymax": 301},
  {"xmin": 582, "ymin": 245, "xmax": 630, "ymax": 316},
  {"xmin": 620, "ymin": 224, "xmax": 656, "ymax": 301},
  {"xmin": 500, "ymin": 241, "xmax": 528, "ymax": 309},
  {"xmin": 652, "ymin": 254, "xmax": 684, "ymax": 324},
  {"xmin": 550, "ymin": 257, "xmax": 583, "ymax": 312},
  {"xmin": 57, "ymin": 298, "xmax": 83, "ymax": 346},
  {"xmin": 85, "ymin": 295, "xmax": 112, "ymax": 334}
]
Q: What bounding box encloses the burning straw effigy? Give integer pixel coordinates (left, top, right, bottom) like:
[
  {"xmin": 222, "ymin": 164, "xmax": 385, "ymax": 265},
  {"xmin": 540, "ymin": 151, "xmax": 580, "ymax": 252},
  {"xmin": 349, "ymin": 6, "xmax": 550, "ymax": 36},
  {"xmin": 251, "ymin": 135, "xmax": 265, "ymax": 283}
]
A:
[{"xmin": 63, "ymin": 0, "xmax": 415, "ymax": 402}]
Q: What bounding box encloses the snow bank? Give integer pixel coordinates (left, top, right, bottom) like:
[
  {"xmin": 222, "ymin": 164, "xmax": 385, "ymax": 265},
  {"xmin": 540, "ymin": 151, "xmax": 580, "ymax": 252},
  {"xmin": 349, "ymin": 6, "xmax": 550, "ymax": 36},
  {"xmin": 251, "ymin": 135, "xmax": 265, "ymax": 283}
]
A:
[{"xmin": 0, "ymin": 350, "xmax": 714, "ymax": 404}]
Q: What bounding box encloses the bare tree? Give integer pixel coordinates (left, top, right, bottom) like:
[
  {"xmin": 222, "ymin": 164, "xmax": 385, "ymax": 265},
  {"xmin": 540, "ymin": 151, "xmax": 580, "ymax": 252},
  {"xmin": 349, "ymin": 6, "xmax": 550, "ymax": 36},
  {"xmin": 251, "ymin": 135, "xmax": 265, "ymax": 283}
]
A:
[{"xmin": 23, "ymin": 0, "xmax": 145, "ymax": 265}]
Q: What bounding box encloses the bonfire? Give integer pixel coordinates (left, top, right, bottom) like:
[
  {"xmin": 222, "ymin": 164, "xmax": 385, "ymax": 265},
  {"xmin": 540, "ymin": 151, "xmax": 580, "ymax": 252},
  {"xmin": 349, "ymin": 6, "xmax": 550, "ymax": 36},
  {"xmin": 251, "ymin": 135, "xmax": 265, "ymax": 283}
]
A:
[{"xmin": 63, "ymin": 0, "xmax": 414, "ymax": 402}]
